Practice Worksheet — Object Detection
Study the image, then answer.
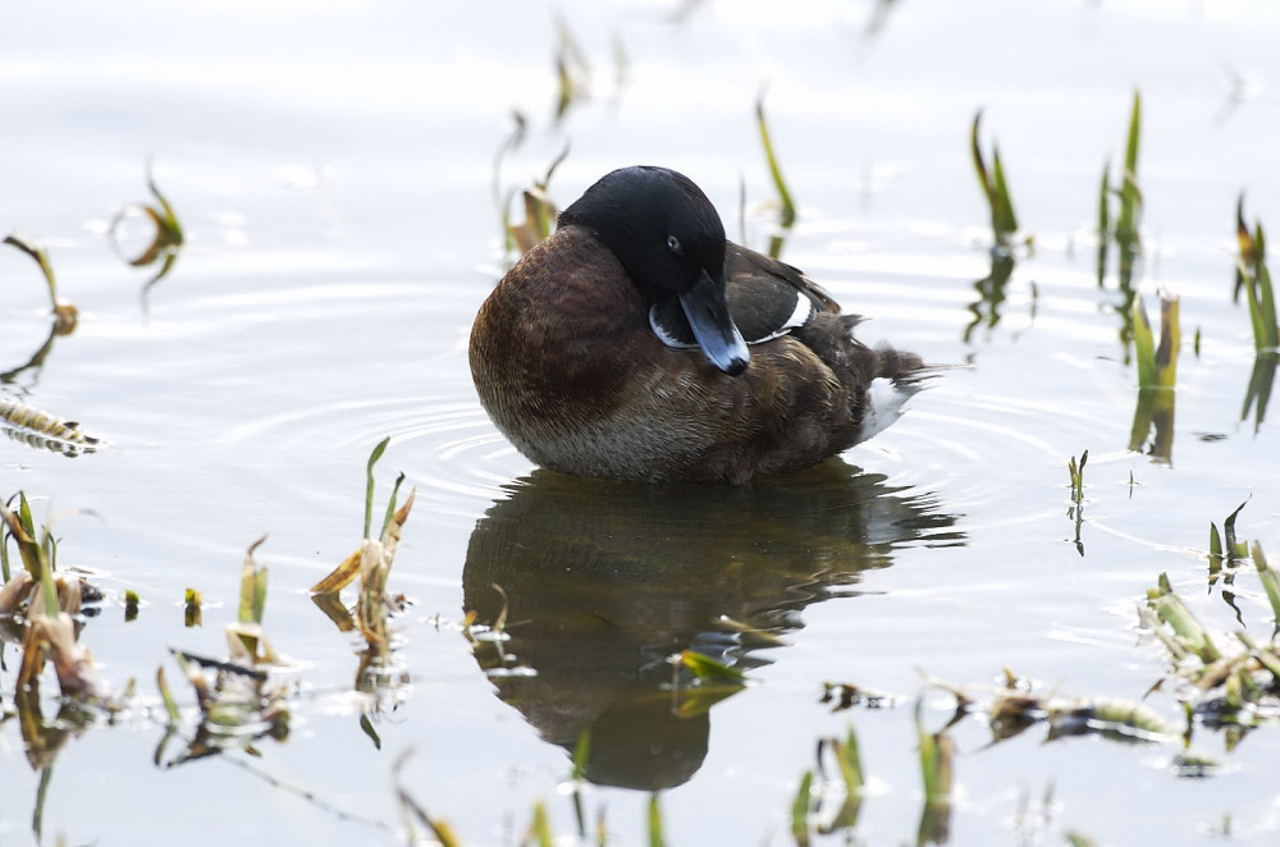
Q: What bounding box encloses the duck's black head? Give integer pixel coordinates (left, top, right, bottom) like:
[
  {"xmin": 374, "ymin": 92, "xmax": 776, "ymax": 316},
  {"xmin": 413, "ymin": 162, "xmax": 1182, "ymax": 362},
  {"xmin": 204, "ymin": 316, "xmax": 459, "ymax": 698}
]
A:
[{"xmin": 559, "ymin": 166, "xmax": 749, "ymax": 376}]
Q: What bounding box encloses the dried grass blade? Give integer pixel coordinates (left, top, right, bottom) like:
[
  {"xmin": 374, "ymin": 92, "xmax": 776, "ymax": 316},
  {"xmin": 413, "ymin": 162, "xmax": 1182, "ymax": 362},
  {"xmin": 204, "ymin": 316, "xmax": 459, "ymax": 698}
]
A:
[{"xmin": 310, "ymin": 548, "xmax": 361, "ymax": 595}]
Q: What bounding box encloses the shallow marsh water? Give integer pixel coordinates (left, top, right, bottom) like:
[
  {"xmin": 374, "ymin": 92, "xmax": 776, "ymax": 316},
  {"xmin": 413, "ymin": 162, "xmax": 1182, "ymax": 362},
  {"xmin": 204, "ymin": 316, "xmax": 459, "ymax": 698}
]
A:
[{"xmin": 2, "ymin": 1, "xmax": 1280, "ymax": 844}]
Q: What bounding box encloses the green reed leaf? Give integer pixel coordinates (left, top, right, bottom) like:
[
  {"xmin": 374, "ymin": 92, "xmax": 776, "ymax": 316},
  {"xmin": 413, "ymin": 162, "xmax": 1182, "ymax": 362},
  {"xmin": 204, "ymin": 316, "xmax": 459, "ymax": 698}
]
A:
[
  {"xmin": 679, "ymin": 649, "xmax": 746, "ymax": 683},
  {"xmin": 364, "ymin": 437, "xmax": 390, "ymax": 539},
  {"xmin": 791, "ymin": 770, "xmax": 813, "ymax": 847}
]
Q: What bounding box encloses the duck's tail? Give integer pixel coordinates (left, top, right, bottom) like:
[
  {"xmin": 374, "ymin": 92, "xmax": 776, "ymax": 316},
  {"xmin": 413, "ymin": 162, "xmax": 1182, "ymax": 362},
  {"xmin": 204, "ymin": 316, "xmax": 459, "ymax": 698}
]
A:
[
  {"xmin": 871, "ymin": 340, "xmax": 965, "ymax": 386},
  {"xmin": 858, "ymin": 343, "xmax": 961, "ymax": 442}
]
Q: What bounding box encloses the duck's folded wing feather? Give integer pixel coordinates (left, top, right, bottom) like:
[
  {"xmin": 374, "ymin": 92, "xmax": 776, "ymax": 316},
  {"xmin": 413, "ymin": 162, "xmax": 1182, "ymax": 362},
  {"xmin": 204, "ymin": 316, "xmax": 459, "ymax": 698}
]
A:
[
  {"xmin": 649, "ymin": 241, "xmax": 845, "ymax": 349},
  {"xmin": 724, "ymin": 241, "xmax": 841, "ymax": 314}
]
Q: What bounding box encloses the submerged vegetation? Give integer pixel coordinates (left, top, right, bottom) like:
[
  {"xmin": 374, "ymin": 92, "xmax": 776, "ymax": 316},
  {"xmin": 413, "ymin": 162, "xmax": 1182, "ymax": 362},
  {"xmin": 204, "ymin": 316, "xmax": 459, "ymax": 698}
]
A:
[
  {"xmin": 157, "ymin": 537, "xmax": 291, "ymax": 768},
  {"xmin": 1129, "ymin": 292, "xmax": 1181, "ymax": 463},
  {"xmin": 310, "ymin": 438, "xmax": 415, "ymax": 700},
  {"xmin": 1097, "ymin": 91, "xmax": 1145, "ymax": 351},
  {"xmin": 1066, "ymin": 449, "xmax": 1088, "ymax": 554},
  {"xmin": 963, "ymin": 111, "xmax": 1028, "ymax": 345}
]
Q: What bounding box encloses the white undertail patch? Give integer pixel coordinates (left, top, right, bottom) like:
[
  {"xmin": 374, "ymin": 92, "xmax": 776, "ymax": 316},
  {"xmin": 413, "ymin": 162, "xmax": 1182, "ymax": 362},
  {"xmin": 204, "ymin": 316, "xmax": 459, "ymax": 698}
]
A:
[{"xmin": 859, "ymin": 377, "xmax": 912, "ymax": 441}]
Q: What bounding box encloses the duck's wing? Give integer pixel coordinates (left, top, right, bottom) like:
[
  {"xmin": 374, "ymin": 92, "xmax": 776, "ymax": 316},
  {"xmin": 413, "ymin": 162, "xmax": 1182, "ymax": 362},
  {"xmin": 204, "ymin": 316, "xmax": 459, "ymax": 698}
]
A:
[
  {"xmin": 724, "ymin": 241, "xmax": 841, "ymax": 315},
  {"xmin": 649, "ymin": 241, "xmax": 848, "ymax": 349}
]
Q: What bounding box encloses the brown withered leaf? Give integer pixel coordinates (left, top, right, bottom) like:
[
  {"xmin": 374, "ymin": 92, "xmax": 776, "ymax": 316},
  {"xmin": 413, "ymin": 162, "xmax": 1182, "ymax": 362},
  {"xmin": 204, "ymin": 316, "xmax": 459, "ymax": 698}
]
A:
[{"xmin": 310, "ymin": 547, "xmax": 361, "ymax": 595}]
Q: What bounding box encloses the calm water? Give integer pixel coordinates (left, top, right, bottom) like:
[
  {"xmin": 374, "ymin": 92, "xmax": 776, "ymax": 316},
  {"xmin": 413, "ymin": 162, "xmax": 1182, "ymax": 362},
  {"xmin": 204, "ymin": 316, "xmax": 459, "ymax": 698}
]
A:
[{"xmin": 2, "ymin": 1, "xmax": 1280, "ymax": 844}]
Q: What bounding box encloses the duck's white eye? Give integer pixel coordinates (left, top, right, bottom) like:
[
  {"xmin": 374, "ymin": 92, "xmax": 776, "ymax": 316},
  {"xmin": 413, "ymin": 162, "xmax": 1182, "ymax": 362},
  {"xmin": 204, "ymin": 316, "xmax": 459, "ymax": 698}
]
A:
[{"xmin": 666, "ymin": 235, "xmax": 683, "ymax": 254}]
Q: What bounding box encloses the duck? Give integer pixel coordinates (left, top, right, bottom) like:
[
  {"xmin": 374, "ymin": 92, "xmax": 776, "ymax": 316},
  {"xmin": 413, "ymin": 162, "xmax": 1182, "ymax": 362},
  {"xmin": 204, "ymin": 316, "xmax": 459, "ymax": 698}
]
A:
[{"xmin": 469, "ymin": 165, "xmax": 929, "ymax": 485}]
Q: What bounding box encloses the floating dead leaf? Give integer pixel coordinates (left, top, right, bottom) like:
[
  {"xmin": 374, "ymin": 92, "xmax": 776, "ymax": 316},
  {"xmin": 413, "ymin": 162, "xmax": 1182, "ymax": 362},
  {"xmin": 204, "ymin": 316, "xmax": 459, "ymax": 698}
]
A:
[
  {"xmin": 820, "ymin": 680, "xmax": 900, "ymax": 711},
  {"xmin": 1046, "ymin": 697, "xmax": 1176, "ymax": 742},
  {"xmin": 0, "ymin": 397, "xmax": 99, "ymax": 457}
]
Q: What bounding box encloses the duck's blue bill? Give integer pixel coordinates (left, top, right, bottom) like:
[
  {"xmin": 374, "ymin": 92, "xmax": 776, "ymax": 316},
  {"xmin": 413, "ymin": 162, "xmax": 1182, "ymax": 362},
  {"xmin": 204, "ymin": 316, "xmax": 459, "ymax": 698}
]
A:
[{"xmin": 679, "ymin": 270, "xmax": 750, "ymax": 376}]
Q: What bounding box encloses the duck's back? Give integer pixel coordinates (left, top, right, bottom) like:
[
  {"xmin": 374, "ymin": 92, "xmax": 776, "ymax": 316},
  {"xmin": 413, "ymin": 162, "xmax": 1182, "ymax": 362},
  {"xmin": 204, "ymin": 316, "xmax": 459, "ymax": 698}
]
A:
[{"xmin": 470, "ymin": 226, "xmax": 918, "ymax": 484}]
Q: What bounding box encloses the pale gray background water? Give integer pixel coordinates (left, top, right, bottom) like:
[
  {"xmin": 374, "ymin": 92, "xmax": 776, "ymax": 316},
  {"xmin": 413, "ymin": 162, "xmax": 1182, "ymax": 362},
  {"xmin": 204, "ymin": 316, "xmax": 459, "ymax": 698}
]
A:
[{"xmin": 2, "ymin": 1, "xmax": 1279, "ymax": 844}]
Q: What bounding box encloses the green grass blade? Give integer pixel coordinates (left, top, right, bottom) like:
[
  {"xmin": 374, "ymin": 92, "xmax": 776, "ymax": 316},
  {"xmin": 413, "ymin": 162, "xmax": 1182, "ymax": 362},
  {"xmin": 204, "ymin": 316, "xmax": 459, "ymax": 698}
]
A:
[
  {"xmin": 147, "ymin": 160, "xmax": 185, "ymax": 244},
  {"xmin": 1235, "ymin": 194, "xmax": 1253, "ymax": 305},
  {"xmin": 915, "ymin": 699, "xmax": 953, "ymax": 802},
  {"xmin": 531, "ymin": 800, "xmax": 554, "ymax": 847},
  {"xmin": 3, "ymin": 234, "xmax": 60, "ymax": 305},
  {"xmin": 1224, "ymin": 499, "xmax": 1248, "ymax": 559},
  {"xmin": 1123, "ymin": 90, "xmax": 1141, "ymax": 189},
  {"xmin": 1241, "ymin": 352, "xmax": 1276, "ymax": 431},
  {"xmin": 1098, "ymin": 160, "xmax": 1111, "ymax": 239},
  {"xmin": 238, "ymin": 535, "xmax": 268, "ymax": 625},
  {"xmin": 364, "ymin": 437, "xmax": 390, "ymax": 539},
  {"xmin": 1253, "ymin": 543, "xmax": 1280, "ymax": 626},
  {"xmin": 0, "ymin": 517, "xmax": 10, "ymax": 583},
  {"xmin": 1209, "ymin": 522, "xmax": 1223, "ymax": 579},
  {"xmin": 970, "ymin": 110, "xmax": 993, "ymax": 207},
  {"xmin": 755, "ymin": 93, "xmax": 797, "ymax": 230},
  {"xmin": 380, "ymin": 472, "xmax": 406, "ymax": 541},
  {"xmin": 156, "ymin": 666, "xmax": 180, "ymax": 724},
  {"xmin": 358, "ymin": 713, "xmax": 381, "ymax": 750},
  {"xmin": 790, "ymin": 770, "xmax": 813, "ymax": 846},
  {"xmin": 835, "ymin": 725, "xmax": 864, "ymax": 794},
  {"xmin": 571, "ymin": 729, "xmax": 591, "ymax": 781},
  {"xmin": 1132, "ymin": 295, "xmax": 1155, "ymax": 389},
  {"xmin": 1258, "ymin": 261, "xmax": 1278, "ymax": 350},
  {"xmin": 679, "ymin": 648, "xmax": 746, "ymax": 683},
  {"xmin": 32, "ymin": 765, "xmax": 53, "ymax": 843},
  {"xmin": 1116, "ymin": 90, "xmax": 1142, "ymax": 243},
  {"xmin": 991, "ymin": 147, "xmax": 1019, "ymax": 237},
  {"xmin": 1236, "ymin": 631, "xmax": 1280, "ymax": 681},
  {"xmin": 1148, "ymin": 573, "xmax": 1220, "ymax": 663},
  {"xmin": 648, "ymin": 793, "xmax": 665, "ymax": 847},
  {"xmin": 1155, "ymin": 293, "xmax": 1181, "ymax": 389}
]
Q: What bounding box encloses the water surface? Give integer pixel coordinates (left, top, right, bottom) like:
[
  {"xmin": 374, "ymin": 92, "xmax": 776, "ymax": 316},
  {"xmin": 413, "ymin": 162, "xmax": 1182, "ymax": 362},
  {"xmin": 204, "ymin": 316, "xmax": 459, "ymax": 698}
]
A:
[{"xmin": 2, "ymin": 1, "xmax": 1279, "ymax": 844}]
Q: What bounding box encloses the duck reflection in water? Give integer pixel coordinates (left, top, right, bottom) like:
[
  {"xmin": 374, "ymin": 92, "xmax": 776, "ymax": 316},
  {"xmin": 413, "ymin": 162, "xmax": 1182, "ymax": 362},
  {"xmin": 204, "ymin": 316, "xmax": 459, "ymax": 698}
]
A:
[{"xmin": 462, "ymin": 460, "xmax": 961, "ymax": 792}]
